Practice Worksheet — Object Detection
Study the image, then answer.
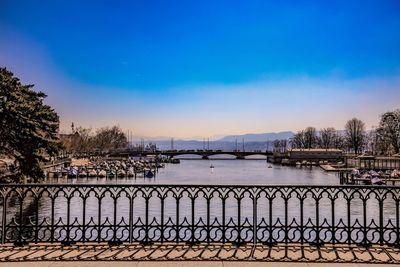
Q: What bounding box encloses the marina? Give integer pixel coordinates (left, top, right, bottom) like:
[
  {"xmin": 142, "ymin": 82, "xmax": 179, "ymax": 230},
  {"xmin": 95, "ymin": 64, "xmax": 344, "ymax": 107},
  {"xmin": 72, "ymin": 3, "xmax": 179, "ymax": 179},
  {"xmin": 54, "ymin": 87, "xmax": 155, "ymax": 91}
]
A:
[
  {"xmin": 339, "ymin": 169, "xmax": 400, "ymax": 185},
  {"xmin": 40, "ymin": 154, "xmax": 400, "ymax": 186}
]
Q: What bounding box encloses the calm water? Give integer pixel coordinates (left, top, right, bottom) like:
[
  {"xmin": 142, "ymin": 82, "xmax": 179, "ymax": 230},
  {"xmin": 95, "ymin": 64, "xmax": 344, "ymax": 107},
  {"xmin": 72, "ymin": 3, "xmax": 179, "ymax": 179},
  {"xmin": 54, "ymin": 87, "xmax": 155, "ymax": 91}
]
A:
[{"xmin": 48, "ymin": 159, "xmax": 340, "ymax": 185}]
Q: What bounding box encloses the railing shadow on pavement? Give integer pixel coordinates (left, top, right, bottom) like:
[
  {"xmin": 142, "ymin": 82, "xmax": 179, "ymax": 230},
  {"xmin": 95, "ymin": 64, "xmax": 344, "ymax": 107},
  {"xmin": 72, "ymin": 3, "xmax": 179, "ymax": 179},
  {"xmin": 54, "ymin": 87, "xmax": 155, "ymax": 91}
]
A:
[
  {"xmin": 0, "ymin": 242, "xmax": 399, "ymax": 263},
  {"xmin": 1, "ymin": 184, "xmax": 400, "ymax": 263}
]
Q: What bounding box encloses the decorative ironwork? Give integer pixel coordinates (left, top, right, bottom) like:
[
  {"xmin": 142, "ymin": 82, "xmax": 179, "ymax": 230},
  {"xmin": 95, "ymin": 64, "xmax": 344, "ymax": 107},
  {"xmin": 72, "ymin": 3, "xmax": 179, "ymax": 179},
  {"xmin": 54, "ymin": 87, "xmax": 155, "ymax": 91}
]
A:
[{"xmin": 0, "ymin": 184, "xmax": 399, "ymax": 248}]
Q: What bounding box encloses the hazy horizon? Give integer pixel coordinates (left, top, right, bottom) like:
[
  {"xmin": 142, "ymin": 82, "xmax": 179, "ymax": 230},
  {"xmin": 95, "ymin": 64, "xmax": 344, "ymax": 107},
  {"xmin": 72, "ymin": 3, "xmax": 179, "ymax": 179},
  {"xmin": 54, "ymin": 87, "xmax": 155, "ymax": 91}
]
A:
[{"xmin": 1, "ymin": 1, "xmax": 399, "ymax": 139}]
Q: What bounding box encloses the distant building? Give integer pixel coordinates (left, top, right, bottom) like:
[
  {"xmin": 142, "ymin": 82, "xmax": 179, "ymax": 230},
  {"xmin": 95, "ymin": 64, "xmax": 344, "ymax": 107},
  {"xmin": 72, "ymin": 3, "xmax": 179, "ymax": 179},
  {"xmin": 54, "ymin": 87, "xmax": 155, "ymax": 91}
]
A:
[
  {"xmin": 58, "ymin": 132, "xmax": 80, "ymax": 154},
  {"xmin": 287, "ymin": 149, "xmax": 343, "ymax": 162},
  {"xmin": 58, "ymin": 131, "xmax": 80, "ymax": 142}
]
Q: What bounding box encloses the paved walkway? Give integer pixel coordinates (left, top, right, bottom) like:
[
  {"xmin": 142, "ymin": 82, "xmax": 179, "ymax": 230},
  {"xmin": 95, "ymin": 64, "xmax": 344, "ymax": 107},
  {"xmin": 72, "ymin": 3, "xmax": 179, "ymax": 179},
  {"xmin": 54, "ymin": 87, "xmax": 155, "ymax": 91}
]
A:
[
  {"xmin": 0, "ymin": 243, "xmax": 398, "ymax": 265},
  {"xmin": 0, "ymin": 262, "xmax": 397, "ymax": 266}
]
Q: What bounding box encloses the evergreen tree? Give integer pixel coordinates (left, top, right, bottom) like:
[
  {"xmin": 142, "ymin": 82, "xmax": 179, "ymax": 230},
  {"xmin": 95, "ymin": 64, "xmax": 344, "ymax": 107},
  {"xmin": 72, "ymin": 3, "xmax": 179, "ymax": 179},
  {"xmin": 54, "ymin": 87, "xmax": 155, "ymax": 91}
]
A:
[
  {"xmin": 376, "ymin": 110, "xmax": 400, "ymax": 154},
  {"xmin": 0, "ymin": 68, "xmax": 60, "ymax": 182}
]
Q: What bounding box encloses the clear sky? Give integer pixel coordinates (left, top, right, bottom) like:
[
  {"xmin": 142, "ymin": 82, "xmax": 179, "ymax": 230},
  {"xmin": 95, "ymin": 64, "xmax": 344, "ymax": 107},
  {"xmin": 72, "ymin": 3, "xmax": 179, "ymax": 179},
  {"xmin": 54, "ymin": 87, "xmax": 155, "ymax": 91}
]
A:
[{"xmin": 1, "ymin": 0, "xmax": 400, "ymax": 139}]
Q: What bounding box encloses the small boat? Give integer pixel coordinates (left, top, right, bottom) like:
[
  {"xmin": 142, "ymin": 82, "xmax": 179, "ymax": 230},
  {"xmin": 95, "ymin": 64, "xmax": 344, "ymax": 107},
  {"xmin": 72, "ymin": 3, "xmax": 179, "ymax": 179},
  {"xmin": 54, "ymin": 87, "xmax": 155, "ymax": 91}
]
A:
[
  {"xmin": 371, "ymin": 177, "xmax": 384, "ymax": 185},
  {"xmin": 88, "ymin": 169, "xmax": 97, "ymax": 177},
  {"xmin": 391, "ymin": 170, "xmax": 400, "ymax": 178},
  {"xmin": 127, "ymin": 168, "xmax": 135, "ymax": 177},
  {"xmin": 171, "ymin": 159, "xmax": 180, "ymax": 164},
  {"xmin": 351, "ymin": 169, "xmax": 360, "ymax": 176},
  {"xmin": 210, "ymin": 164, "xmax": 214, "ymax": 169},
  {"xmin": 67, "ymin": 167, "xmax": 78, "ymax": 178},
  {"xmin": 108, "ymin": 170, "xmax": 116, "ymax": 178},
  {"xmin": 360, "ymin": 173, "xmax": 372, "ymax": 185},
  {"xmin": 268, "ymin": 165, "xmax": 273, "ymax": 168},
  {"xmin": 117, "ymin": 170, "xmax": 126, "ymax": 178},
  {"xmin": 144, "ymin": 170, "xmax": 154, "ymax": 178},
  {"xmin": 369, "ymin": 170, "xmax": 380, "ymax": 177},
  {"xmin": 281, "ymin": 158, "xmax": 290, "ymax": 165}
]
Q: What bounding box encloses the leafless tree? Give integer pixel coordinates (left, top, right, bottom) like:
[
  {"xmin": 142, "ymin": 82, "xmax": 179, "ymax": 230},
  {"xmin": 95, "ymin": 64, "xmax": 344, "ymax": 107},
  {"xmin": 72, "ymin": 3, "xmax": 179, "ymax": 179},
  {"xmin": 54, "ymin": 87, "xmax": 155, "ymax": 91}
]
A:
[
  {"xmin": 273, "ymin": 139, "xmax": 288, "ymax": 153},
  {"xmin": 93, "ymin": 126, "xmax": 128, "ymax": 153},
  {"xmin": 61, "ymin": 125, "xmax": 128, "ymax": 154},
  {"xmin": 345, "ymin": 118, "xmax": 366, "ymax": 154},
  {"xmin": 290, "ymin": 131, "xmax": 306, "ymax": 149},
  {"xmin": 332, "ymin": 132, "xmax": 346, "ymax": 150},
  {"xmin": 61, "ymin": 127, "xmax": 93, "ymax": 154},
  {"xmin": 303, "ymin": 127, "xmax": 318, "ymax": 149},
  {"xmin": 318, "ymin": 128, "xmax": 336, "ymax": 149}
]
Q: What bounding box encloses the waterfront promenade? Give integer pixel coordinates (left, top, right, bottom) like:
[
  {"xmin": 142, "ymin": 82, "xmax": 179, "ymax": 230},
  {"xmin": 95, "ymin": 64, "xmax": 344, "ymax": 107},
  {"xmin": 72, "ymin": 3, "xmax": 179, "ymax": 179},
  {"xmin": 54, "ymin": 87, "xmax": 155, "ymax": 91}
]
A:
[
  {"xmin": 0, "ymin": 242, "xmax": 399, "ymax": 265},
  {"xmin": 2, "ymin": 262, "xmax": 397, "ymax": 267}
]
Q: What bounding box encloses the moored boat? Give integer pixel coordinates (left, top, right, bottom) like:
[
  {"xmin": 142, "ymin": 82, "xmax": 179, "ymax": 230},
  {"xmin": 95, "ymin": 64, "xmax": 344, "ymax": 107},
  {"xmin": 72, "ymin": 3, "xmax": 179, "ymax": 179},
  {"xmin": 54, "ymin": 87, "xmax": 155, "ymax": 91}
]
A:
[
  {"xmin": 67, "ymin": 167, "xmax": 78, "ymax": 178},
  {"xmin": 144, "ymin": 169, "xmax": 154, "ymax": 178},
  {"xmin": 371, "ymin": 177, "xmax": 384, "ymax": 185}
]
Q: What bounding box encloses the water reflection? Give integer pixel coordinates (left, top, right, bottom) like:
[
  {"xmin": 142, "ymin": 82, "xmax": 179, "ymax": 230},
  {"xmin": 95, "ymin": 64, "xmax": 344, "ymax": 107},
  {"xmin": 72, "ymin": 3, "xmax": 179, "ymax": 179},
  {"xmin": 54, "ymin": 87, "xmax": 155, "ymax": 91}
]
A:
[{"xmin": 47, "ymin": 159, "xmax": 339, "ymax": 185}]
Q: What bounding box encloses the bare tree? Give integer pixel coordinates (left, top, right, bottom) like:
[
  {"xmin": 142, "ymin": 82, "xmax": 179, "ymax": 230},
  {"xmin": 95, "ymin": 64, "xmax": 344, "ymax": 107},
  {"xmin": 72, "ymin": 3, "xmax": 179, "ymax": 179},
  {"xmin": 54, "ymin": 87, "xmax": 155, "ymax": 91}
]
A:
[
  {"xmin": 273, "ymin": 139, "xmax": 288, "ymax": 153},
  {"xmin": 345, "ymin": 118, "xmax": 366, "ymax": 154},
  {"xmin": 61, "ymin": 127, "xmax": 93, "ymax": 154},
  {"xmin": 332, "ymin": 131, "xmax": 346, "ymax": 150},
  {"xmin": 304, "ymin": 127, "xmax": 318, "ymax": 149},
  {"xmin": 290, "ymin": 131, "xmax": 306, "ymax": 149},
  {"xmin": 61, "ymin": 125, "xmax": 128, "ymax": 154},
  {"xmin": 93, "ymin": 126, "xmax": 127, "ymax": 153},
  {"xmin": 74, "ymin": 127, "xmax": 93, "ymax": 153},
  {"xmin": 318, "ymin": 128, "xmax": 336, "ymax": 149},
  {"xmin": 281, "ymin": 139, "xmax": 288, "ymax": 152}
]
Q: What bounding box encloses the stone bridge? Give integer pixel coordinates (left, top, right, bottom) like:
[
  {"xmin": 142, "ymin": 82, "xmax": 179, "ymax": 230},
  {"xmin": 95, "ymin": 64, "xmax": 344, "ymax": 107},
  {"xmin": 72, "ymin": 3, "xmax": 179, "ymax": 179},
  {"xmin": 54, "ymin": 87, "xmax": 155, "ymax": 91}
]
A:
[{"xmin": 134, "ymin": 150, "xmax": 273, "ymax": 159}]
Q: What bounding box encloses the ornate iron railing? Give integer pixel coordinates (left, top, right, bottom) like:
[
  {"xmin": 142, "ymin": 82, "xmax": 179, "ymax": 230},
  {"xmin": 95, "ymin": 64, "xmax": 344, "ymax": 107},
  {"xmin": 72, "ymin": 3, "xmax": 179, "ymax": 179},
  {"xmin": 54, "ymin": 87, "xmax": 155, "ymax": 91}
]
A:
[{"xmin": 0, "ymin": 184, "xmax": 399, "ymax": 247}]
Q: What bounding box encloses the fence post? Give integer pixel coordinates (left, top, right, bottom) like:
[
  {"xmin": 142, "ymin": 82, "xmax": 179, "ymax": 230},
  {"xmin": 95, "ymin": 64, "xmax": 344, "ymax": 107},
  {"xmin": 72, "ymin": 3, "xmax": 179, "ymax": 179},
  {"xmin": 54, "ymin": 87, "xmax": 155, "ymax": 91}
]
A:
[
  {"xmin": 1, "ymin": 195, "xmax": 7, "ymax": 244},
  {"xmin": 253, "ymin": 188, "xmax": 257, "ymax": 246}
]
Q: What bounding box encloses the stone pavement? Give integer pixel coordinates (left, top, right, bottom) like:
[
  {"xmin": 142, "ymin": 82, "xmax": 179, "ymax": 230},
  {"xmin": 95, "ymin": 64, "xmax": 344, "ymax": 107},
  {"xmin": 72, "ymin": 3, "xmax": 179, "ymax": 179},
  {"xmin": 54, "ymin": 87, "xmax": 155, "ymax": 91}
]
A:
[
  {"xmin": 0, "ymin": 243, "xmax": 399, "ymax": 265},
  {"xmin": 0, "ymin": 262, "xmax": 398, "ymax": 267}
]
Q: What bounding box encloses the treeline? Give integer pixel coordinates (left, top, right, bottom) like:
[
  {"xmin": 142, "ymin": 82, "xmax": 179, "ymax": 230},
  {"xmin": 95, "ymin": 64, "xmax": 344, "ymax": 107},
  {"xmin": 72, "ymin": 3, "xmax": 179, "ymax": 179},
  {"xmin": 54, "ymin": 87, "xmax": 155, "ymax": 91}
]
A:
[
  {"xmin": 273, "ymin": 110, "xmax": 400, "ymax": 155},
  {"xmin": 289, "ymin": 119, "xmax": 361, "ymax": 153},
  {"xmin": 62, "ymin": 125, "xmax": 127, "ymax": 154}
]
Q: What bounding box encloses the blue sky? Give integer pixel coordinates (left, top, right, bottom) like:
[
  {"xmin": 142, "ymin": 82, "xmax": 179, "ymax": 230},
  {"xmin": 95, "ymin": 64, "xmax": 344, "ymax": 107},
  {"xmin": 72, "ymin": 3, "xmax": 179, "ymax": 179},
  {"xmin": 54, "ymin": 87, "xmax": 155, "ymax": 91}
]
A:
[{"xmin": 1, "ymin": 0, "xmax": 400, "ymax": 139}]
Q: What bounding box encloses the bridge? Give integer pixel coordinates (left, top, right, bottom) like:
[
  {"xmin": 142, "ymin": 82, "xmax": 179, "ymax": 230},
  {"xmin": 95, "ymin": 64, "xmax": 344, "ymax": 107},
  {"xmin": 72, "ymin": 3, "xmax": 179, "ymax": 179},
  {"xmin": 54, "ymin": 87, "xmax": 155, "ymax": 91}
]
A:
[{"xmin": 115, "ymin": 150, "xmax": 273, "ymax": 159}]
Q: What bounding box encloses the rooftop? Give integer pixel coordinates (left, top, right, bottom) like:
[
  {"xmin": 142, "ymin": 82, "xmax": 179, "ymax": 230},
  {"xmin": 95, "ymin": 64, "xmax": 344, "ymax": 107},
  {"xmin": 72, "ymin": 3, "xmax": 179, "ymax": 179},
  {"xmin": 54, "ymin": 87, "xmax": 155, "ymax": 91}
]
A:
[{"xmin": 289, "ymin": 149, "xmax": 342, "ymax": 152}]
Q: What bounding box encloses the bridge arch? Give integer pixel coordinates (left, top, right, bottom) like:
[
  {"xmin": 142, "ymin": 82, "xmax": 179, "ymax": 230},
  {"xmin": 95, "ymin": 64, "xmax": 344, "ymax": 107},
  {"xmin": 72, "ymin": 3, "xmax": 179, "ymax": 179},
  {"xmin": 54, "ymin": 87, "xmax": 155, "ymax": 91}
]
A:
[
  {"xmin": 171, "ymin": 153, "xmax": 203, "ymax": 159},
  {"xmin": 244, "ymin": 154, "xmax": 268, "ymax": 159},
  {"xmin": 208, "ymin": 154, "xmax": 237, "ymax": 159}
]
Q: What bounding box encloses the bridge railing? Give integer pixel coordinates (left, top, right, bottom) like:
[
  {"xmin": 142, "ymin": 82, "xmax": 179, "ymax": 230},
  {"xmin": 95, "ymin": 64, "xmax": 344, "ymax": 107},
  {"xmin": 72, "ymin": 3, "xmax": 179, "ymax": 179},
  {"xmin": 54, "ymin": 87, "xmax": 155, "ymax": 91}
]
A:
[{"xmin": 0, "ymin": 184, "xmax": 399, "ymax": 247}]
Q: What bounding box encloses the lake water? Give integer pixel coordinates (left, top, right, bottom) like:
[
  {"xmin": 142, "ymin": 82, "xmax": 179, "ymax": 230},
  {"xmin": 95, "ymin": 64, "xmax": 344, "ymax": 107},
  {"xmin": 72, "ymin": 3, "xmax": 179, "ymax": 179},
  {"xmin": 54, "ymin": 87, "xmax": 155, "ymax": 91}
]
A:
[{"xmin": 48, "ymin": 159, "xmax": 340, "ymax": 185}]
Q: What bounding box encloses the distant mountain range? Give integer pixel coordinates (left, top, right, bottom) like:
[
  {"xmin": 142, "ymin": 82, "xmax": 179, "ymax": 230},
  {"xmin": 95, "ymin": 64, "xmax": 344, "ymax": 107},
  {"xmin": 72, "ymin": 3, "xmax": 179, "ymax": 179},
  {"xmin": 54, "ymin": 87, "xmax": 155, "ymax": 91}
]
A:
[
  {"xmin": 217, "ymin": 131, "xmax": 294, "ymax": 142},
  {"xmin": 136, "ymin": 131, "xmax": 295, "ymax": 151}
]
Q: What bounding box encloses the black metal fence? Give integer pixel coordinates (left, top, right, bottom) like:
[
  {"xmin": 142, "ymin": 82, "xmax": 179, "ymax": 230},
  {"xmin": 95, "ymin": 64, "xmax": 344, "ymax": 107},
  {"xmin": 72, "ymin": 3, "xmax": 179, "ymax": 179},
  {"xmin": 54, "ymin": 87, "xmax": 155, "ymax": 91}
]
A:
[{"xmin": 0, "ymin": 184, "xmax": 399, "ymax": 247}]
